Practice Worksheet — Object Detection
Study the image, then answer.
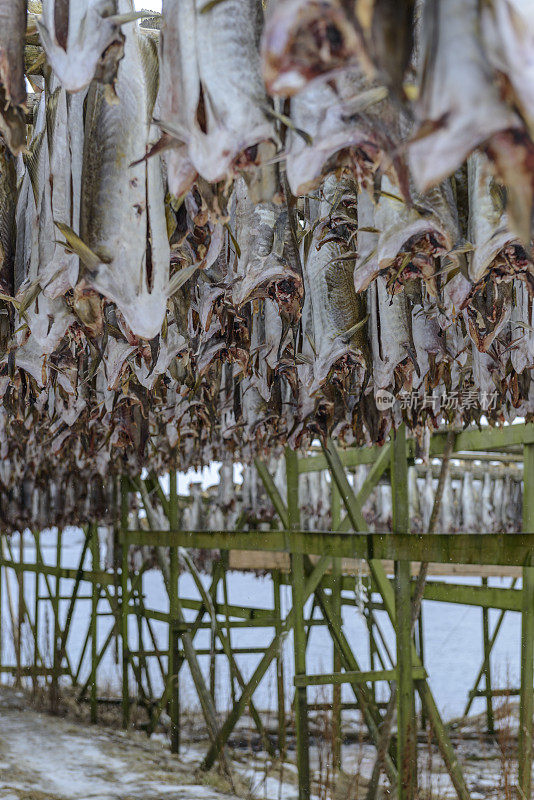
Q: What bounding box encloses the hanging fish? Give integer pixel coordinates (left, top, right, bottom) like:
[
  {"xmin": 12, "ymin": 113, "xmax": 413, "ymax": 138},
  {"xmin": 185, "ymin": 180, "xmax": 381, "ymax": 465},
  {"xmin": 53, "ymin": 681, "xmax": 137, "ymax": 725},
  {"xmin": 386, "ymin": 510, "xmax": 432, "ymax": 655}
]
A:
[
  {"xmin": 510, "ymin": 280, "xmax": 534, "ymax": 374},
  {"xmin": 467, "ymin": 152, "xmax": 533, "ymax": 289},
  {"xmin": 35, "ymin": 80, "xmax": 85, "ymax": 298},
  {"xmin": 14, "ymin": 89, "xmax": 74, "ymax": 381},
  {"xmin": 301, "ymin": 176, "xmax": 368, "ymax": 393},
  {"xmin": 0, "ymin": 0, "xmax": 27, "ymax": 154},
  {"xmin": 409, "ymin": 0, "xmax": 524, "ymax": 194},
  {"xmin": 0, "ymin": 142, "xmax": 16, "ymax": 296},
  {"xmin": 158, "ymin": 0, "xmax": 275, "ymax": 193},
  {"xmin": 285, "ymin": 66, "xmax": 403, "ymax": 197},
  {"xmin": 356, "ymin": 174, "xmax": 460, "ymax": 297},
  {"xmin": 482, "ymin": 0, "xmax": 534, "ymax": 139},
  {"xmin": 65, "ymin": 13, "xmax": 170, "ymax": 340},
  {"xmin": 37, "ymin": 0, "xmax": 148, "ymax": 93},
  {"xmin": 261, "ymin": 0, "xmax": 366, "ymax": 96}
]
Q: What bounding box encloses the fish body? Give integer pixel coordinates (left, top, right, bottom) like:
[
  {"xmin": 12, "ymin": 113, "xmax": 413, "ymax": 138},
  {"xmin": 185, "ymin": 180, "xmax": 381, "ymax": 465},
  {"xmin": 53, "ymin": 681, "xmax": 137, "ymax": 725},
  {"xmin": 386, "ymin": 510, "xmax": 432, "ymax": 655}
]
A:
[
  {"xmin": 0, "ymin": 0, "xmax": 27, "ymax": 153},
  {"xmin": 286, "ymin": 67, "xmax": 392, "ymax": 196},
  {"xmin": 510, "ymin": 279, "xmax": 534, "ymax": 373},
  {"xmin": 15, "ymin": 89, "xmax": 73, "ymax": 368},
  {"xmin": 40, "ymin": 80, "xmax": 84, "ymax": 297},
  {"xmin": 0, "ymin": 143, "xmax": 16, "ymax": 294},
  {"xmin": 159, "ymin": 0, "xmax": 274, "ymax": 189},
  {"xmin": 483, "ymin": 0, "xmax": 534, "ymax": 138},
  {"xmin": 261, "ymin": 0, "xmax": 365, "ymax": 96},
  {"xmin": 302, "ymin": 176, "xmax": 367, "ymax": 390},
  {"xmin": 37, "ymin": 0, "xmax": 125, "ymax": 92},
  {"xmin": 81, "ymin": 14, "xmax": 169, "ymax": 339},
  {"xmin": 410, "ymin": 0, "xmax": 519, "ymax": 192},
  {"xmin": 370, "ymin": 175, "xmax": 459, "ymax": 295},
  {"xmin": 467, "ymin": 152, "xmax": 526, "ymax": 283}
]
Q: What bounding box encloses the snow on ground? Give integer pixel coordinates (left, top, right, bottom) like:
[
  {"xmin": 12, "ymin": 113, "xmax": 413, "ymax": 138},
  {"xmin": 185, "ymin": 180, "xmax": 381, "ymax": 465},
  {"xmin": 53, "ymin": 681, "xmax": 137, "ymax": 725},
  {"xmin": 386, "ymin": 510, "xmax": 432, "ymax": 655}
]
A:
[
  {"xmin": 0, "ymin": 685, "xmax": 529, "ymax": 800},
  {"xmin": 0, "ymin": 687, "xmax": 240, "ymax": 800}
]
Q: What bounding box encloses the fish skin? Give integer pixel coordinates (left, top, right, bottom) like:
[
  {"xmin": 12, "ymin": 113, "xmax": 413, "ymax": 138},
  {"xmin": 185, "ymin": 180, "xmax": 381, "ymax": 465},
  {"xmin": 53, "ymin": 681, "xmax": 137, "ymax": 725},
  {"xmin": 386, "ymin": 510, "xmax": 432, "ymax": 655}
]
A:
[
  {"xmin": 510, "ymin": 279, "xmax": 534, "ymax": 374},
  {"xmin": 409, "ymin": 0, "xmax": 520, "ymax": 193},
  {"xmin": 261, "ymin": 0, "xmax": 365, "ymax": 96},
  {"xmin": 231, "ymin": 175, "xmax": 292, "ymax": 309},
  {"xmin": 467, "ymin": 152, "xmax": 518, "ymax": 283},
  {"xmin": 40, "ymin": 79, "xmax": 84, "ymax": 298},
  {"xmin": 285, "ymin": 66, "xmax": 396, "ymax": 196},
  {"xmin": 0, "ymin": 142, "xmax": 17, "ymax": 295},
  {"xmin": 374, "ymin": 174, "xmax": 459, "ymax": 295},
  {"xmin": 37, "ymin": 0, "xmax": 125, "ymax": 93},
  {"xmin": 0, "ymin": 0, "xmax": 27, "ymax": 154},
  {"xmin": 359, "ymin": 190, "xmax": 416, "ymax": 390},
  {"xmin": 301, "ymin": 175, "xmax": 367, "ymax": 391},
  {"xmin": 15, "ymin": 88, "xmax": 74, "ymax": 367},
  {"xmin": 159, "ymin": 0, "xmax": 275, "ymax": 188},
  {"xmin": 482, "ymin": 0, "xmax": 534, "ymax": 139},
  {"xmin": 81, "ymin": 9, "xmax": 169, "ymax": 340}
]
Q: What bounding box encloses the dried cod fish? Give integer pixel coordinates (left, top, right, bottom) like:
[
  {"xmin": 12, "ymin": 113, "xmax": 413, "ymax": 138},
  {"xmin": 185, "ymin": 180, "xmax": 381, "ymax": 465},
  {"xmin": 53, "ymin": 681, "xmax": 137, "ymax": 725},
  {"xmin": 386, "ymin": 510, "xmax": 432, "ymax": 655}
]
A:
[
  {"xmin": 301, "ymin": 177, "xmax": 367, "ymax": 392},
  {"xmin": 482, "ymin": 0, "xmax": 534, "ymax": 138},
  {"xmin": 38, "ymin": 80, "xmax": 84, "ymax": 298},
  {"xmin": 355, "ymin": 175, "xmax": 459, "ymax": 296},
  {"xmin": 285, "ymin": 67, "xmax": 397, "ymax": 196},
  {"xmin": 231, "ymin": 176, "xmax": 289, "ymax": 309},
  {"xmin": 37, "ymin": 0, "xmax": 140, "ymax": 93},
  {"xmin": 467, "ymin": 152, "xmax": 526, "ymax": 284},
  {"xmin": 0, "ymin": 142, "xmax": 16, "ymax": 296},
  {"xmin": 409, "ymin": 0, "xmax": 520, "ymax": 192},
  {"xmin": 510, "ymin": 280, "xmax": 534, "ymax": 374},
  {"xmin": 0, "ymin": 0, "xmax": 27, "ymax": 153},
  {"xmin": 15, "ymin": 88, "xmax": 73, "ymax": 376},
  {"xmin": 261, "ymin": 0, "xmax": 365, "ymax": 96},
  {"xmin": 359, "ymin": 191, "xmax": 418, "ymax": 391},
  {"xmin": 76, "ymin": 15, "xmax": 169, "ymax": 339},
  {"xmin": 158, "ymin": 0, "xmax": 275, "ymax": 193}
]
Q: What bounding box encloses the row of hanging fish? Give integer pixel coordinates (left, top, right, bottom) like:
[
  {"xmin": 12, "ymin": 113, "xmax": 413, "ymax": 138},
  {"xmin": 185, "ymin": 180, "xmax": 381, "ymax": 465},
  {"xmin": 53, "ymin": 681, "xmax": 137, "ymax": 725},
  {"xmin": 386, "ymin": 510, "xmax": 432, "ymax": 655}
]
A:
[{"xmin": 0, "ymin": 0, "xmax": 533, "ymax": 494}]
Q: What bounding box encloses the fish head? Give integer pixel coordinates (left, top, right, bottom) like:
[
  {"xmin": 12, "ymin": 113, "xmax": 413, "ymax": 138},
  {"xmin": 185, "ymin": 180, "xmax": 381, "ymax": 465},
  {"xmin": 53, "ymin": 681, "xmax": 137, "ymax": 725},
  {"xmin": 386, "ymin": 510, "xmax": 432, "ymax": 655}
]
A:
[{"xmin": 261, "ymin": 0, "xmax": 363, "ymax": 96}]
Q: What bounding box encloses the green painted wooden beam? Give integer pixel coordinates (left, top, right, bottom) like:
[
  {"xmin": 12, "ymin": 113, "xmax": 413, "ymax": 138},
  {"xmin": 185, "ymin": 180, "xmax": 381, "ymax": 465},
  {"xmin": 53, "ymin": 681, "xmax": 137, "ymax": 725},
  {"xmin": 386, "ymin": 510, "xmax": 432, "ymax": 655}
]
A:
[
  {"xmin": 294, "ymin": 667, "xmax": 426, "ymax": 687},
  {"xmin": 123, "ymin": 529, "xmax": 534, "ymax": 567},
  {"xmin": 519, "ymin": 441, "xmax": 534, "ymax": 798},
  {"xmin": 420, "ymin": 581, "xmax": 522, "ymax": 612}
]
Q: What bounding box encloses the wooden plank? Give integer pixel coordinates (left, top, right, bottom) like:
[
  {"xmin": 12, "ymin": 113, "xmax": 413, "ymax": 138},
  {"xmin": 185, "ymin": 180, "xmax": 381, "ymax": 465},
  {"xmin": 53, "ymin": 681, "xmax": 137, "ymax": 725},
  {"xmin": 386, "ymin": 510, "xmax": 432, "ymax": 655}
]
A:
[
  {"xmin": 129, "ymin": 530, "xmax": 534, "ymax": 567},
  {"xmin": 519, "ymin": 442, "xmax": 534, "ymax": 797},
  {"xmin": 228, "ymin": 551, "xmax": 524, "ymax": 578}
]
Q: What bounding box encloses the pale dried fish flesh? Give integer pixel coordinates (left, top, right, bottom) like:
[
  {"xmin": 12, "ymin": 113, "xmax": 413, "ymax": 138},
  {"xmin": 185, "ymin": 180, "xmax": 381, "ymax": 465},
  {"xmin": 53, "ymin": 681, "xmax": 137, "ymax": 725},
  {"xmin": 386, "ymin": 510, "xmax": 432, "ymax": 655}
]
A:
[
  {"xmin": 0, "ymin": 0, "xmax": 27, "ymax": 153},
  {"xmin": 80, "ymin": 15, "xmax": 169, "ymax": 339},
  {"xmin": 409, "ymin": 0, "xmax": 520, "ymax": 192},
  {"xmin": 37, "ymin": 0, "xmax": 126, "ymax": 93},
  {"xmin": 158, "ymin": 0, "xmax": 275, "ymax": 189},
  {"xmin": 261, "ymin": 0, "xmax": 364, "ymax": 96}
]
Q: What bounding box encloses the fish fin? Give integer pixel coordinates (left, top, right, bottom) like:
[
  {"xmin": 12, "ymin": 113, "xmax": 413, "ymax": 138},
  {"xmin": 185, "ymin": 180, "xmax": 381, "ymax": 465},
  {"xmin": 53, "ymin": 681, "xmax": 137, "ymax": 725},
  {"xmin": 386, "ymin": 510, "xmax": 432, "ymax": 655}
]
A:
[
  {"xmin": 129, "ymin": 132, "xmax": 175, "ymax": 168},
  {"xmin": 105, "ymin": 11, "xmax": 161, "ymax": 26},
  {"xmin": 167, "ymin": 264, "xmax": 198, "ymax": 297},
  {"xmin": 54, "ymin": 222, "xmax": 101, "ymax": 274}
]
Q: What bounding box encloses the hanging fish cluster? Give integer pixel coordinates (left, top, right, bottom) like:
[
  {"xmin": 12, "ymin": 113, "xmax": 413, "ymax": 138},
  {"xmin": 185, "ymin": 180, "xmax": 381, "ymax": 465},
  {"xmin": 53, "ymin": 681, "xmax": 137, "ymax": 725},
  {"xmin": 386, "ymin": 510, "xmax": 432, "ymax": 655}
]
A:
[{"xmin": 0, "ymin": 0, "xmax": 533, "ymax": 515}]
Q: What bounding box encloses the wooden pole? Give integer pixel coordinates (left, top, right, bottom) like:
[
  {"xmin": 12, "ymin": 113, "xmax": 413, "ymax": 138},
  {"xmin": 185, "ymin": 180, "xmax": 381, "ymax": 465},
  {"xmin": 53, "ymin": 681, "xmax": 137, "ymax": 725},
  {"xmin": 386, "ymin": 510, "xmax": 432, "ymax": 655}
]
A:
[
  {"xmin": 272, "ymin": 569, "xmax": 286, "ymax": 755},
  {"xmin": 16, "ymin": 532, "xmax": 23, "ymax": 687},
  {"xmin": 392, "ymin": 425, "xmax": 416, "ymax": 800},
  {"xmin": 33, "ymin": 531, "xmax": 39, "ymax": 693},
  {"xmin": 120, "ymin": 477, "xmax": 130, "ymax": 729},
  {"xmin": 90, "ymin": 525, "xmax": 99, "ymax": 723},
  {"xmin": 331, "ymin": 480, "xmax": 342, "ymax": 771},
  {"xmin": 50, "ymin": 529, "xmax": 62, "ymax": 712},
  {"xmin": 481, "ymin": 577, "xmax": 494, "ymax": 734},
  {"xmin": 168, "ymin": 469, "xmax": 180, "ymax": 754},
  {"xmin": 286, "ymin": 447, "xmax": 310, "ymax": 800},
  {"xmin": 519, "ymin": 441, "xmax": 534, "ymax": 797}
]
